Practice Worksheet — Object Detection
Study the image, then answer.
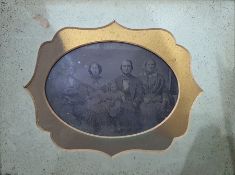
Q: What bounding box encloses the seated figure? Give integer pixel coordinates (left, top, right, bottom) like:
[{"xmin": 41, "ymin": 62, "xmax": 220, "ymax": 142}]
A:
[{"xmin": 139, "ymin": 59, "xmax": 169, "ymax": 129}]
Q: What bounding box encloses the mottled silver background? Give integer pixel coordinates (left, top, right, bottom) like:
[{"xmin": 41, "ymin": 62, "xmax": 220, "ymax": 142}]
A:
[
  {"xmin": 0, "ymin": 0, "xmax": 234, "ymax": 175},
  {"xmin": 45, "ymin": 42, "xmax": 178, "ymax": 135},
  {"xmin": 46, "ymin": 42, "xmax": 174, "ymax": 90}
]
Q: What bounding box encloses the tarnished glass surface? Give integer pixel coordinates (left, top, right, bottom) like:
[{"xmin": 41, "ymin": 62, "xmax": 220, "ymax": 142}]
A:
[{"xmin": 45, "ymin": 42, "xmax": 178, "ymax": 136}]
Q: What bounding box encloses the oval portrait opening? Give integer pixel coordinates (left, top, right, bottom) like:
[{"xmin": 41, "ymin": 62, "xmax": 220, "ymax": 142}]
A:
[{"xmin": 45, "ymin": 42, "xmax": 179, "ymax": 136}]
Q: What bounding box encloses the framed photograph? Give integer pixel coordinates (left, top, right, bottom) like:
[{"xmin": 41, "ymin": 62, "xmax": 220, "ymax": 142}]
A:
[{"xmin": 25, "ymin": 21, "xmax": 202, "ymax": 156}]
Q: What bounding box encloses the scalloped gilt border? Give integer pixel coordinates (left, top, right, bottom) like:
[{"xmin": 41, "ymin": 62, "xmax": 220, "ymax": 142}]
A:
[{"xmin": 24, "ymin": 21, "xmax": 202, "ymax": 157}]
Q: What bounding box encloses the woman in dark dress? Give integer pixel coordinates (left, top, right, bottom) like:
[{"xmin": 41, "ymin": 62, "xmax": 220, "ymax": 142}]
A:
[{"xmin": 139, "ymin": 59, "xmax": 169, "ymax": 129}]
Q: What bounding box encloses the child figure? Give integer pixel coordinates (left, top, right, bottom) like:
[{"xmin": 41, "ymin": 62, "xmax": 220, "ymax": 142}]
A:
[
  {"xmin": 108, "ymin": 81, "xmax": 126, "ymax": 116},
  {"xmin": 103, "ymin": 81, "xmax": 124, "ymax": 116}
]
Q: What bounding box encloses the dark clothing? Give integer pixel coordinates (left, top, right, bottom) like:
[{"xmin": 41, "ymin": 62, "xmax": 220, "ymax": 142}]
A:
[
  {"xmin": 139, "ymin": 71, "xmax": 166, "ymax": 128},
  {"xmin": 114, "ymin": 74, "xmax": 143, "ymax": 134},
  {"xmin": 115, "ymin": 74, "xmax": 143, "ymax": 106},
  {"xmin": 139, "ymin": 71, "xmax": 165, "ymax": 95}
]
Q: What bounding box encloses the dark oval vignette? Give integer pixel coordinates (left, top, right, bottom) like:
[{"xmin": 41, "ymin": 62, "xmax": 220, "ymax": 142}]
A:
[{"xmin": 45, "ymin": 42, "xmax": 179, "ymax": 137}]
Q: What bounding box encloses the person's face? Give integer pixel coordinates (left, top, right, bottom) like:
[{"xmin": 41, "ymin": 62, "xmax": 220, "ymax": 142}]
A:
[
  {"xmin": 146, "ymin": 60, "xmax": 156, "ymax": 73},
  {"xmin": 90, "ymin": 64, "xmax": 100, "ymax": 76},
  {"xmin": 121, "ymin": 61, "xmax": 132, "ymax": 75},
  {"xmin": 110, "ymin": 82, "xmax": 117, "ymax": 91}
]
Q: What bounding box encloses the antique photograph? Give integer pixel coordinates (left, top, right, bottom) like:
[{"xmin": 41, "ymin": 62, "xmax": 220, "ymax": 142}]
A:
[{"xmin": 45, "ymin": 42, "xmax": 178, "ymax": 136}]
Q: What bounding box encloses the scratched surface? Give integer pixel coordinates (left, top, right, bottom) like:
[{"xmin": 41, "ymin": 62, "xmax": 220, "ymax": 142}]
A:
[
  {"xmin": 0, "ymin": 0, "xmax": 234, "ymax": 175},
  {"xmin": 45, "ymin": 42, "xmax": 178, "ymax": 136}
]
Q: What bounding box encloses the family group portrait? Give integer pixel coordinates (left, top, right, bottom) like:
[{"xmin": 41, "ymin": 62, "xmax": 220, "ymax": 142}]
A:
[{"xmin": 46, "ymin": 42, "xmax": 178, "ymax": 136}]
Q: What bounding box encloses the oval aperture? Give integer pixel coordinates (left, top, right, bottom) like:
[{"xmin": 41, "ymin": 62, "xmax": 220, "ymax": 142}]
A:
[{"xmin": 45, "ymin": 42, "xmax": 178, "ymax": 136}]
